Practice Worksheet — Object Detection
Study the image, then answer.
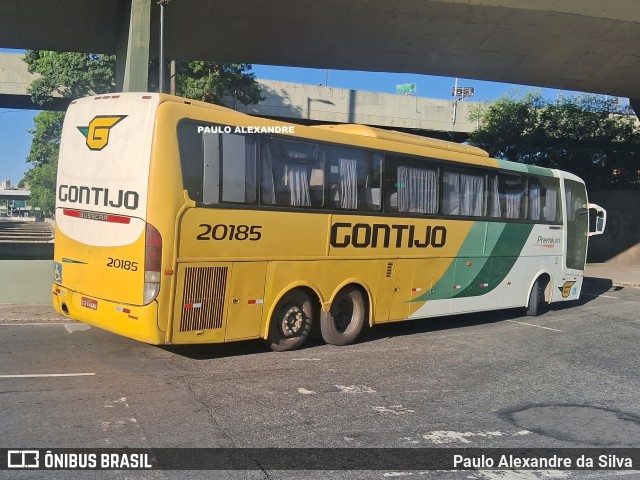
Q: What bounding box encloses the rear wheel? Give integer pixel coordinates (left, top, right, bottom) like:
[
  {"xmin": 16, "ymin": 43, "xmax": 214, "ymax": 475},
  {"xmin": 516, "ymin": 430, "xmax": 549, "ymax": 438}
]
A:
[
  {"xmin": 268, "ymin": 290, "xmax": 313, "ymax": 352},
  {"xmin": 526, "ymin": 277, "xmax": 548, "ymax": 316},
  {"xmin": 321, "ymin": 287, "xmax": 366, "ymax": 346}
]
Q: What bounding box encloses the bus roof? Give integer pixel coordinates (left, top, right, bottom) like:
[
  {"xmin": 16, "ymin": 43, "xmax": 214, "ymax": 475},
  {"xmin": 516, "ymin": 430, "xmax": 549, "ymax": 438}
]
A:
[
  {"xmin": 151, "ymin": 93, "xmax": 557, "ymax": 175},
  {"xmin": 311, "ymin": 124, "xmax": 490, "ymax": 158}
]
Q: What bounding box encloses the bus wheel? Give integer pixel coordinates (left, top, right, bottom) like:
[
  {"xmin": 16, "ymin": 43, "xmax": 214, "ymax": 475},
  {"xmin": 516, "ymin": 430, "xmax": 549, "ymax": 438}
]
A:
[
  {"xmin": 321, "ymin": 287, "xmax": 366, "ymax": 346},
  {"xmin": 526, "ymin": 277, "xmax": 548, "ymax": 316},
  {"xmin": 268, "ymin": 290, "xmax": 313, "ymax": 352}
]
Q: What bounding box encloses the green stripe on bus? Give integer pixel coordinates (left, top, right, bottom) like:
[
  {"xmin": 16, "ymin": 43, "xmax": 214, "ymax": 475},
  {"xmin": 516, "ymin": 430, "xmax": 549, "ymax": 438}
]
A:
[
  {"xmin": 495, "ymin": 159, "xmax": 554, "ymax": 177},
  {"xmin": 411, "ymin": 222, "xmax": 534, "ymax": 302},
  {"xmin": 411, "ymin": 222, "xmax": 501, "ymax": 302},
  {"xmin": 451, "ymin": 223, "xmax": 534, "ymax": 299}
]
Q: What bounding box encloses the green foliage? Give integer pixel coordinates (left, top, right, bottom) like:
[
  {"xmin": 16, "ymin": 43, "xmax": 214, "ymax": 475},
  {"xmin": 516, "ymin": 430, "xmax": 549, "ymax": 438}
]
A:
[
  {"xmin": 24, "ymin": 50, "xmax": 264, "ymax": 107},
  {"xmin": 22, "ymin": 111, "xmax": 64, "ymax": 213},
  {"xmin": 25, "ymin": 161, "xmax": 57, "ymax": 214},
  {"xmin": 468, "ymin": 92, "xmax": 640, "ymax": 190},
  {"xmin": 26, "ymin": 111, "xmax": 64, "ymax": 166},
  {"xmin": 24, "ymin": 51, "xmax": 116, "ymax": 104},
  {"xmin": 22, "ymin": 51, "xmax": 264, "ymax": 212},
  {"xmin": 175, "ymin": 61, "xmax": 263, "ymax": 106}
]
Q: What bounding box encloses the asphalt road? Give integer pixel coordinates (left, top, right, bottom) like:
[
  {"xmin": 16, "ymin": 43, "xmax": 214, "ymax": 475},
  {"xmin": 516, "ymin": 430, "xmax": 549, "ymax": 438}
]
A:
[{"xmin": 1, "ymin": 278, "xmax": 639, "ymax": 480}]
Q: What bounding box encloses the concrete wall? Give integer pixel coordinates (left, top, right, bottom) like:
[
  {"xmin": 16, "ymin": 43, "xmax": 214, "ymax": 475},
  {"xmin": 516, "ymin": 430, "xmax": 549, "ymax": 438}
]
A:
[
  {"xmin": 0, "ymin": 52, "xmax": 480, "ymax": 134},
  {"xmin": 588, "ymin": 190, "xmax": 640, "ymax": 264},
  {"xmin": 0, "ymin": 52, "xmax": 34, "ymax": 95},
  {"xmin": 237, "ymin": 79, "xmax": 480, "ymax": 133},
  {"xmin": 0, "ymin": 260, "xmax": 52, "ymax": 304}
]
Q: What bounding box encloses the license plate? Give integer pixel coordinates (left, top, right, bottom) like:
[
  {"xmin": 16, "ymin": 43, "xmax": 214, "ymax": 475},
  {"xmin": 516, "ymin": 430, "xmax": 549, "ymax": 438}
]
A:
[{"xmin": 81, "ymin": 297, "xmax": 98, "ymax": 310}]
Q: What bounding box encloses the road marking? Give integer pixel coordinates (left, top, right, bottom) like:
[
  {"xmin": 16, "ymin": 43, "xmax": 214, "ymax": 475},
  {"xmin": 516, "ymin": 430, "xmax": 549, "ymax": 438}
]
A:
[
  {"xmin": 0, "ymin": 322, "xmax": 78, "ymax": 326},
  {"xmin": 335, "ymin": 384, "xmax": 376, "ymax": 393},
  {"xmin": 422, "ymin": 430, "xmax": 531, "ymax": 445},
  {"xmin": 475, "ymin": 470, "xmax": 569, "ymax": 480},
  {"xmin": 373, "ymin": 405, "xmax": 415, "ymax": 415},
  {"xmin": 507, "ymin": 320, "xmax": 562, "ymax": 332},
  {"xmin": 0, "ymin": 373, "xmax": 96, "ymax": 378},
  {"xmin": 297, "ymin": 388, "xmax": 316, "ymax": 395},
  {"xmin": 64, "ymin": 323, "xmax": 91, "ymax": 333}
]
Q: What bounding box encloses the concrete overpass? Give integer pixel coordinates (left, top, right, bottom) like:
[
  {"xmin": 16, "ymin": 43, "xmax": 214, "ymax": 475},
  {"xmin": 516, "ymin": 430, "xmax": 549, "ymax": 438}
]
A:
[
  {"xmin": 0, "ymin": 52, "xmax": 480, "ymax": 135},
  {"xmin": 0, "ymin": 0, "xmax": 639, "ymax": 106},
  {"xmin": 0, "ymin": 189, "xmax": 30, "ymax": 202}
]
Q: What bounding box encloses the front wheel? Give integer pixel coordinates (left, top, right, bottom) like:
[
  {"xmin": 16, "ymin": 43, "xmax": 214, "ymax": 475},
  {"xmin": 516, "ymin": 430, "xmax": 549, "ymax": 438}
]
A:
[
  {"xmin": 268, "ymin": 290, "xmax": 313, "ymax": 352},
  {"xmin": 526, "ymin": 277, "xmax": 548, "ymax": 316},
  {"xmin": 321, "ymin": 287, "xmax": 367, "ymax": 346}
]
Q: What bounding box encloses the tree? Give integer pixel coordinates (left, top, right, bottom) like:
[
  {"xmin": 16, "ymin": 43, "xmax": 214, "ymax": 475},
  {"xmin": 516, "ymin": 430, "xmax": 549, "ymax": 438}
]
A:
[
  {"xmin": 23, "ymin": 111, "xmax": 64, "ymax": 213},
  {"xmin": 468, "ymin": 92, "xmax": 640, "ymax": 190},
  {"xmin": 22, "ymin": 51, "xmax": 264, "ymax": 211},
  {"xmin": 176, "ymin": 61, "xmax": 263, "ymax": 106},
  {"xmin": 25, "ymin": 51, "xmax": 263, "ymax": 107},
  {"xmin": 25, "ymin": 51, "xmax": 116, "ymax": 105}
]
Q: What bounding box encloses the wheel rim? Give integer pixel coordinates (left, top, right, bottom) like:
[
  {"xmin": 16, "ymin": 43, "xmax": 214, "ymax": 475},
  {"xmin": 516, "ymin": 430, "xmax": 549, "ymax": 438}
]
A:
[
  {"xmin": 280, "ymin": 304, "xmax": 305, "ymax": 337},
  {"xmin": 333, "ymin": 298, "xmax": 354, "ymax": 333}
]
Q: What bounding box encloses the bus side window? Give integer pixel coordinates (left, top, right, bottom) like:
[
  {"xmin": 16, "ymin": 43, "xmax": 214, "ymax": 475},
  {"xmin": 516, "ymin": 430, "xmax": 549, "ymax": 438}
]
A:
[
  {"xmin": 202, "ymin": 132, "xmax": 257, "ymax": 205},
  {"xmin": 177, "ymin": 123, "xmax": 204, "ymax": 202},
  {"xmin": 497, "ymin": 173, "xmax": 527, "ymax": 219},
  {"xmin": 442, "ymin": 169, "xmax": 485, "ymax": 217},
  {"xmin": 261, "ymin": 137, "xmax": 324, "ymax": 208},
  {"xmin": 529, "ymin": 176, "xmax": 560, "ymax": 222},
  {"xmin": 385, "ymin": 156, "xmax": 438, "ymax": 215},
  {"xmin": 326, "ymin": 147, "xmax": 381, "ymax": 211}
]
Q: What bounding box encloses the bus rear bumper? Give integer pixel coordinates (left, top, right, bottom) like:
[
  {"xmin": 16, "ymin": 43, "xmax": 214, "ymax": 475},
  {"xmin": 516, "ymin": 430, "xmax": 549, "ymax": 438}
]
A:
[{"xmin": 52, "ymin": 284, "xmax": 164, "ymax": 344}]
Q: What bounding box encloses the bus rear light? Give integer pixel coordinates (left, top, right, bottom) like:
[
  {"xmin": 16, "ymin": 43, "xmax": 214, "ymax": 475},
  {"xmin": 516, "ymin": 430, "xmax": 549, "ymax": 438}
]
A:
[{"xmin": 144, "ymin": 223, "xmax": 162, "ymax": 304}]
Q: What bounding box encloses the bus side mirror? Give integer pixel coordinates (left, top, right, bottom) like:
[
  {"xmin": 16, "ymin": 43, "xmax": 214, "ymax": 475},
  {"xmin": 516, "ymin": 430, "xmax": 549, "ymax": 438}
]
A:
[{"xmin": 588, "ymin": 203, "xmax": 606, "ymax": 236}]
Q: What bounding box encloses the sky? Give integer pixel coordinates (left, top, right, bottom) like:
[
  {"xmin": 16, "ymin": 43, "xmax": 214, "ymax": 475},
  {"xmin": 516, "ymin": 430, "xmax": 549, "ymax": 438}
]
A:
[{"xmin": 0, "ymin": 63, "xmax": 575, "ymax": 187}]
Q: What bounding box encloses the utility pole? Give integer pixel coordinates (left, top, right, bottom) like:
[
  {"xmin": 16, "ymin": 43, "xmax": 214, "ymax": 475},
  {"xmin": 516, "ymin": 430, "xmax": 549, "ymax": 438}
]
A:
[
  {"xmin": 170, "ymin": 59, "xmax": 176, "ymax": 95},
  {"xmin": 157, "ymin": 0, "xmax": 172, "ymax": 93}
]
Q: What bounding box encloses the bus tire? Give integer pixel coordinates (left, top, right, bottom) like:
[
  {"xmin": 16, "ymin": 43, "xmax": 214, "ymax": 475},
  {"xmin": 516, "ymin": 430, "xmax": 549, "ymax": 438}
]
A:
[
  {"xmin": 268, "ymin": 290, "xmax": 313, "ymax": 352},
  {"xmin": 321, "ymin": 287, "xmax": 366, "ymax": 346},
  {"xmin": 526, "ymin": 277, "xmax": 548, "ymax": 316}
]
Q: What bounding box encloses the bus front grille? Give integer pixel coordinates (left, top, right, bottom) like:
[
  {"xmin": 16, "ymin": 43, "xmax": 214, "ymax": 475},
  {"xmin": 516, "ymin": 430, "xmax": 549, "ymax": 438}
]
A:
[{"xmin": 180, "ymin": 266, "xmax": 228, "ymax": 332}]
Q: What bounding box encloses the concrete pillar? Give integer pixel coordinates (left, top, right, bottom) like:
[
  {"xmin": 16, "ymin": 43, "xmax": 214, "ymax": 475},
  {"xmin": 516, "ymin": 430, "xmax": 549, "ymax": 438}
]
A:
[{"xmin": 115, "ymin": 0, "xmax": 151, "ymax": 92}]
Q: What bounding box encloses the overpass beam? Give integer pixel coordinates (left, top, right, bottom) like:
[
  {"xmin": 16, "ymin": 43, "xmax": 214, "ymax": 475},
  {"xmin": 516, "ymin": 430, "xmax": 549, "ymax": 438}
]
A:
[{"xmin": 115, "ymin": 0, "xmax": 151, "ymax": 92}]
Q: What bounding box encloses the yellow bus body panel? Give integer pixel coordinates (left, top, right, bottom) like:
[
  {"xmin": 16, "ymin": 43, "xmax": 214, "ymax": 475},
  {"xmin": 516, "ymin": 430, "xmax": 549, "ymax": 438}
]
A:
[{"xmin": 52, "ymin": 285, "xmax": 162, "ymax": 344}]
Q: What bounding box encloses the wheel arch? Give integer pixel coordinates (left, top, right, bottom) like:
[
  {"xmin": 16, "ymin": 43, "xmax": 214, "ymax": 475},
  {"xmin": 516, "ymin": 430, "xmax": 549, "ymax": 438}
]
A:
[
  {"xmin": 261, "ymin": 282, "xmax": 324, "ymax": 339},
  {"xmin": 327, "ymin": 279, "xmax": 373, "ymax": 327},
  {"xmin": 527, "ymin": 270, "xmax": 553, "ymax": 305}
]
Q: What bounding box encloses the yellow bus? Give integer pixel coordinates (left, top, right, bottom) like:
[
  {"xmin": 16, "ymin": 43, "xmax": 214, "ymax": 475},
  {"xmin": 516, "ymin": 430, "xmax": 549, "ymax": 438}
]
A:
[{"xmin": 52, "ymin": 93, "xmax": 606, "ymax": 351}]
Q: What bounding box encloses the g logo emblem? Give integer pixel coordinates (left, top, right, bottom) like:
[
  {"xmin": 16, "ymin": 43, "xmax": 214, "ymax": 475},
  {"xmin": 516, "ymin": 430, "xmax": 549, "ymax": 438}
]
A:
[
  {"xmin": 558, "ymin": 280, "xmax": 577, "ymax": 298},
  {"xmin": 77, "ymin": 115, "xmax": 127, "ymax": 151}
]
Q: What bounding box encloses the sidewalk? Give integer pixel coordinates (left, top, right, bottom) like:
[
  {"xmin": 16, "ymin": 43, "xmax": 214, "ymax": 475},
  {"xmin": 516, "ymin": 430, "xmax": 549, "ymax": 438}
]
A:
[
  {"xmin": 584, "ymin": 263, "xmax": 640, "ymax": 288},
  {"xmin": 0, "ymin": 303, "xmax": 65, "ymax": 322}
]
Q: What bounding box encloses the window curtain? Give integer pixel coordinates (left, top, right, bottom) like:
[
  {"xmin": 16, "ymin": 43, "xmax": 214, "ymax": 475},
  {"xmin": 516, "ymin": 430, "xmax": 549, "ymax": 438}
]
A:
[
  {"xmin": 529, "ymin": 184, "xmax": 541, "ymax": 220},
  {"xmin": 543, "ymin": 186, "xmax": 558, "ymax": 221},
  {"xmin": 339, "ymin": 158, "xmax": 358, "ymax": 209},
  {"xmin": 460, "ymin": 173, "xmax": 484, "ymax": 216},
  {"xmin": 288, "ymin": 164, "xmax": 311, "ymax": 207},
  {"xmin": 442, "ymin": 172, "xmax": 460, "ymax": 215},
  {"xmin": 261, "ymin": 144, "xmax": 276, "ymax": 205},
  {"xmin": 398, "ymin": 166, "xmax": 437, "ymax": 214},
  {"xmin": 490, "ymin": 176, "xmax": 501, "ymax": 218},
  {"xmin": 505, "ymin": 190, "xmax": 523, "ymax": 219}
]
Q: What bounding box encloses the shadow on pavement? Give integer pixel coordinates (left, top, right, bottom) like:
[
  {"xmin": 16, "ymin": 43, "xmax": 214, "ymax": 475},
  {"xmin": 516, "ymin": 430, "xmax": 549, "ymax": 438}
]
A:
[{"xmin": 162, "ymin": 277, "xmax": 620, "ymax": 361}]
